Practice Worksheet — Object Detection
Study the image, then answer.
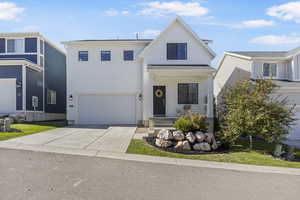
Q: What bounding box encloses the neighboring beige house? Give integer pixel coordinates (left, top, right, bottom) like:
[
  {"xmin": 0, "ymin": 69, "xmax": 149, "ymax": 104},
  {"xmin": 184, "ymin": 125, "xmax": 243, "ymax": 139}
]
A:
[{"xmin": 214, "ymin": 48, "xmax": 300, "ymax": 140}]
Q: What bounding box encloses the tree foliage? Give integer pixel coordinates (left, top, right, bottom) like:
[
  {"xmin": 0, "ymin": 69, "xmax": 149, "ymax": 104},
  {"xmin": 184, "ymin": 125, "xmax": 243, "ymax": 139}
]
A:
[{"xmin": 218, "ymin": 79, "xmax": 296, "ymax": 147}]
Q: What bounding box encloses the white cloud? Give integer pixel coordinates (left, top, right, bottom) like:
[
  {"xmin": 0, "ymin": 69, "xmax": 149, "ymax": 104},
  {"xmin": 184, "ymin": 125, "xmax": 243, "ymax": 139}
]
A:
[
  {"xmin": 139, "ymin": 1, "xmax": 209, "ymax": 17},
  {"xmin": 104, "ymin": 8, "xmax": 129, "ymax": 16},
  {"xmin": 0, "ymin": 2, "xmax": 24, "ymax": 21},
  {"xmin": 250, "ymin": 35, "xmax": 300, "ymax": 45},
  {"xmin": 241, "ymin": 20, "xmax": 276, "ymax": 28},
  {"xmin": 138, "ymin": 29, "xmax": 161, "ymax": 38},
  {"xmin": 267, "ymin": 1, "xmax": 300, "ymax": 23}
]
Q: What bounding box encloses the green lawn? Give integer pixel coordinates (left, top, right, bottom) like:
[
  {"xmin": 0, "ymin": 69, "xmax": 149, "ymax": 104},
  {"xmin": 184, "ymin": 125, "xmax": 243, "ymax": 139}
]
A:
[
  {"xmin": 127, "ymin": 139, "xmax": 300, "ymax": 169},
  {"xmin": 0, "ymin": 121, "xmax": 66, "ymax": 141}
]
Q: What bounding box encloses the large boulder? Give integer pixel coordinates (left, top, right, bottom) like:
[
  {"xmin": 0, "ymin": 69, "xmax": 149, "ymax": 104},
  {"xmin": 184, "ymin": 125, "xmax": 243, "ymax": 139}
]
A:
[
  {"xmin": 157, "ymin": 129, "xmax": 173, "ymax": 140},
  {"xmin": 205, "ymin": 133, "xmax": 215, "ymax": 144},
  {"xmin": 173, "ymin": 130, "xmax": 185, "ymax": 141},
  {"xmin": 195, "ymin": 131, "xmax": 206, "ymax": 143},
  {"xmin": 193, "ymin": 142, "xmax": 211, "ymax": 151},
  {"xmin": 174, "ymin": 140, "xmax": 191, "ymax": 151},
  {"xmin": 186, "ymin": 132, "xmax": 196, "ymax": 143},
  {"xmin": 155, "ymin": 138, "xmax": 173, "ymax": 148}
]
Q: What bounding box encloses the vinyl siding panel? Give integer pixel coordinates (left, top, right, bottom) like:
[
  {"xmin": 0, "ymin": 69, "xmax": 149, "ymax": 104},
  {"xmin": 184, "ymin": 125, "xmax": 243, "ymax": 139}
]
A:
[
  {"xmin": 26, "ymin": 68, "xmax": 43, "ymax": 111},
  {"xmin": 44, "ymin": 41, "xmax": 66, "ymax": 113}
]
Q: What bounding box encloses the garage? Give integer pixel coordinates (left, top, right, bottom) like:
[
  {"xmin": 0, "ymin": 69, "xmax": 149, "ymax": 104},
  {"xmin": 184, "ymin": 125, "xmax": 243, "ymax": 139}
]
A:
[
  {"xmin": 78, "ymin": 94, "xmax": 136, "ymax": 124},
  {"xmin": 288, "ymin": 107, "xmax": 300, "ymax": 140},
  {"xmin": 0, "ymin": 79, "xmax": 16, "ymax": 113}
]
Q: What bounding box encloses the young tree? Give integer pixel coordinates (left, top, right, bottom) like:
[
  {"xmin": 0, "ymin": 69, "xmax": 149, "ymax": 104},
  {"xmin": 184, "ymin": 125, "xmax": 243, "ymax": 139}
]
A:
[{"xmin": 218, "ymin": 79, "xmax": 296, "ymax": 149}]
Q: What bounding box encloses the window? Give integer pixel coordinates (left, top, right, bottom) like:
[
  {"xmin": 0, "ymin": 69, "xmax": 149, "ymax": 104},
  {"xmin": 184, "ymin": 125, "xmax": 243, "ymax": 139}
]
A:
[
  {"xmin": 78, "ymin": 51, "xmax": 88, "ymax": 61},
  {"xmin": 7, "ymin": 39, "xmax": 24, "ymax": 53},
  {"xmin": 263, "ymin": 63, "xmax": 277, "ymax": 77},
  {"xmin": 167, "ymin": 43, "xmax": 187, "ymax": 60},
  {"xmin": 40, "ymin": 39, "xmax": 44, "ymax": 54},
  {"xmin": 40, "ymin": 56, "xmax": 44, "ymax": 67},
  {"xmin": 101, "ymin": 51, "xmax": 111, "ymax": 61},
  {"xmin": 178, "ymin": 83, "xmax": 198, "ymax": 104},
  {"xmin": 47, "ymin": 89, "xmax": 56, "ymax": 105},
  {"xmin": 124, "ymin": 50, "xmax": 134, "ymax": 61}
]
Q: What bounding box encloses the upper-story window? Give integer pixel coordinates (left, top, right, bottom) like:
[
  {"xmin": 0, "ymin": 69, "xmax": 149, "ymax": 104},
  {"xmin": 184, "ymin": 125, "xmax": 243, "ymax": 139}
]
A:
[
  {"xmin": 40, "ymin": 39, "xmax": 44, "ymax": 55},
  {"xmin": 7, "ymin": 39, "xmax": 24, "ymax": 53},
  {"xmin": 263, "ymin": 63, "xmax": 277, "ymax": 77},
  {"xmin": 124, "ymin": 50, "xmax": 134, "ymax": 61},
  {"xmin": 167, "ymin": 43, "xmax": 187, "ymax": 60},
  {"xmin": 101, "ymin": 51, "xmax": 111, "ymax": 61},
  {"xmin": 78, "ymin": 51, "xmax": 88, "ymax": 61}
]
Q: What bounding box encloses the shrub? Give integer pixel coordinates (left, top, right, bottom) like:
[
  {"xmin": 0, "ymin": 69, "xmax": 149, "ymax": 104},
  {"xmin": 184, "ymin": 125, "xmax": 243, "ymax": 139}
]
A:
[
  {"xmin": 174, "ymin": 113, "xmax": 208, "ymax": 132},
  {"xmin": 218, "ymin": 79, "xmax": 296, "ymax": 148}
]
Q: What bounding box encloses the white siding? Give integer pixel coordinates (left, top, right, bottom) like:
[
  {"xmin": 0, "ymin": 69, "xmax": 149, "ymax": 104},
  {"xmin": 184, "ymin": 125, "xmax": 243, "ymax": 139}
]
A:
[
  {"xmin": 214, "ymin": 54, "xmax": 252, "ymax": 100},
  {"xmin": 252, "ymin": 61, "xmax": 292, "ymax": 80}
]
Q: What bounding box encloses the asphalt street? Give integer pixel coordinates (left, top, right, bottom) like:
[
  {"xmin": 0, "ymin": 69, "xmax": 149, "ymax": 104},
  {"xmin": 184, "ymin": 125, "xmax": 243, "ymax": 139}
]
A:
[{"xmin": 0, "ymin": 148, "xmax": 299, "ymax": 200}]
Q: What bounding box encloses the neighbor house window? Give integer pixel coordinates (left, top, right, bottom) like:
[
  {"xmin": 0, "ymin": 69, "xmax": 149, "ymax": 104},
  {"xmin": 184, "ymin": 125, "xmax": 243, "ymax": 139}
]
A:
[
  {"xmin": 101, "ymin": 51, "xmax": 111, "ymax": 61},
  {"xmin": 167, "ymin": 43, "xmax": 187, "ymax": 60},
  {"xmin": 78, "ymin": 51, "xmax": 88, "ymax": 61},
  {"xmin": 40, "ymin": 39, "xmax": 44, "ymax": 55},
  {"xmin": 263, "ymin": 63, "xmax": 277, "ymax": 77},
  {"xmin": 203, "ymin": 95, "xmax": 208, "ymax": 114},
  {"xmin": 40, "ymin": 56, "xmax": 44, "ymax": 67},
  {"xmin": 124, "ymin": 50, "xmax": 134, "ymax": 61},
  {"xmin": 47, "ymin": 89, "xmax": 56, "ymax": 105},
  {"xmin": 178, "ymin": 83, "xmax": 198, "ymax": 104},
  {"xmin": 7, "ymin": 39, "xmax": 24, "ymax": 53}
]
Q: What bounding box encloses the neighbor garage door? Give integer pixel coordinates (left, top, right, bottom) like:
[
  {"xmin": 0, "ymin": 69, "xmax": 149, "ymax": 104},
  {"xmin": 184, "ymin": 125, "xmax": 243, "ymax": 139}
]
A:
[
  {"xmin": 78, "ymin": 94, "xmax": 136, "ymax": 124},
  {"xmin": 0, "ymin": 79, "xmax": 16, "ymax": 113},
  {"xmin": 288, "ymin": 108, "xmax": 300, "ymax": 140}
]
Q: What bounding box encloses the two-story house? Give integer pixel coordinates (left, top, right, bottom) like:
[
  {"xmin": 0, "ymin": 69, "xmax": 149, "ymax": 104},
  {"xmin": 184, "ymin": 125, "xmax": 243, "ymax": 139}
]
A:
[
  {"xmin": 63, "ymin": 17, "xmax": 216, "ymax": 127},
  {"xmin": 0, "ymin": 33, "xmax": 66, "ymax": 121},
  {"xmin": 214, "ymin": 48, "xmax": 300, "ymax": 139}
]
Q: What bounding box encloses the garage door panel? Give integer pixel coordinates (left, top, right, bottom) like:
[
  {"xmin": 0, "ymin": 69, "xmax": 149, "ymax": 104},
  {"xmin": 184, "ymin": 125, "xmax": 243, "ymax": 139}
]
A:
[
  {"xmin": 0, "ymin": 79, "xmax": 16, "ymax": 113},
  {"xmin": 78, "ymin": 95, "xmax": 136, "ymax": 124}
]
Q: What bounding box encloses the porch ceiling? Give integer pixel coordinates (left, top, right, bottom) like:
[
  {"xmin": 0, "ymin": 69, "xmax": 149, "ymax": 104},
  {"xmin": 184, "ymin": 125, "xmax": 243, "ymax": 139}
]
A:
[{"xmin": 147, "ymin": 64, "xmax": 215, "ymax": 76}]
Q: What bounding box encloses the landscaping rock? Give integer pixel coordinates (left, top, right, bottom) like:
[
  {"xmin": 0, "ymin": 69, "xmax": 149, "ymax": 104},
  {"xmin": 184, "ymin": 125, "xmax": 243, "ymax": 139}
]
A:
[
  {"xmin": 157, "ymin": 129, "xmax": 173, "ymax": 140},
  {"xmin": 175, "ymin": 140, "xmax": 191, "ymax": 151},
  {"xmin": 155, "ymin": 138, "xmax": 173, "ymax": 148},
  {"xmin": 195, "ymin": 131, "xmax": 206, "ymax": 142},
  {"xmin": 193, "ymin": 142, "xmax": 211, "ymax": 151},
  {"xmin": 186, "ymin": 132, "xmax": 196, "ymax": 143},
  {"xmin": 205, "ymin": 133, "xmax": 215, "ymax": 144},
  {"xmin": 211, "ymin": 141, "xmax": 218, "ymax": 150},
  {"xmin": 173, "ymin": 130, "xmax": 185, "ymax": 141}
]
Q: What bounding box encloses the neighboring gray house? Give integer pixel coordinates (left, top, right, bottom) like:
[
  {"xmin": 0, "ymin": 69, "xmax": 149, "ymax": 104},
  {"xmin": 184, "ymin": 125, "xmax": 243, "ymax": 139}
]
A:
[
  {"xmin": 214, "ymin": 47, "xmax": 300, "ymax": 140},
  {"xmin": 0, "ymin": 33, "xmax": 66, "ymax": 121}
]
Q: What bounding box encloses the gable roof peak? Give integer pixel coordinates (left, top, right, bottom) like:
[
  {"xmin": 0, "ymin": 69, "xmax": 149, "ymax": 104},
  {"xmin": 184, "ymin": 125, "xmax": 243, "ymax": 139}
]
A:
[{"xmin": 139, "ymin": 16, "xmax": 216, "ymax": 58}]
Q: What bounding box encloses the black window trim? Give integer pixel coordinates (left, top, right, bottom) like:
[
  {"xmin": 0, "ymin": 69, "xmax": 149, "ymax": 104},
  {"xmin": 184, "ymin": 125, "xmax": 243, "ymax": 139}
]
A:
[
  {"xmin": 78, "ymin": 51, "xmax": 88, "ymax": 62},
  {"xmin": 123, "ymin": 50, "xmax": 134, "ymax": 61},
  {"xmin": 101, "ymin": 50, "xmax": 111, "ymax": 61},
  {"xmin": 178, "ymin": 83, "xmax": 199, "ymax": 105},
  {"xmin": 167, "ymin": 43, "xmax": 187, "ymax": 60}
]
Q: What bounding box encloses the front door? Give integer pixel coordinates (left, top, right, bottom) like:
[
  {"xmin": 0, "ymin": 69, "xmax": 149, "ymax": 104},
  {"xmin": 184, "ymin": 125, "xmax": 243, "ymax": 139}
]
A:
[{"xmin": 153, "ymin": 86, "xmax": 166, "ymax": 116}]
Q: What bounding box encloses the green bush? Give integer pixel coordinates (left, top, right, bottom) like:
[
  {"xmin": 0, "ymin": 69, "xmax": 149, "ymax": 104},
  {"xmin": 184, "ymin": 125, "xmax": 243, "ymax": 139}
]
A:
[
  {"xmin": 218, "ymin": 79, "xmax": 296, "ymax": 148},
  {"xmin": 174, "ymin": 113, "xmax": 208, "ymax": 132}
]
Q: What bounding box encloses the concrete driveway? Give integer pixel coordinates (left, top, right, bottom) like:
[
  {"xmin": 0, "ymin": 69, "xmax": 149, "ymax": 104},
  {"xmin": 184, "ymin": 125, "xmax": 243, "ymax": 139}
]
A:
[{"xmin": 0, "ymin": 125, "xmax": 136, "ymax": 154}]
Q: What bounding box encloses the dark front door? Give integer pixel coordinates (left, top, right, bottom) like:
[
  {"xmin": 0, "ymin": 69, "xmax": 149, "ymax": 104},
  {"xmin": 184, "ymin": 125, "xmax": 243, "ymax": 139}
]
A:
[{"xmin": 153, "ymin": 86, "xmax": 166, "ymax": 116}]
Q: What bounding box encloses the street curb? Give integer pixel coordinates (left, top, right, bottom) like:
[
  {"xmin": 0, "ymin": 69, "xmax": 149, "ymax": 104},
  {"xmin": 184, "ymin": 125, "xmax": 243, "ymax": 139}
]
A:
[{"xmin": 0, "ymin": 144, "xmax": 300, "ymax": 175}]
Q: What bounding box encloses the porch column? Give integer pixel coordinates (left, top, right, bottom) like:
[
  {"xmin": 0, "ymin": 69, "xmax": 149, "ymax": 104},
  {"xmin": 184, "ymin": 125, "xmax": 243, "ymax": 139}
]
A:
[{"xmin": 207, "ymin": 74, "xmax": 213, "ymax": 118}]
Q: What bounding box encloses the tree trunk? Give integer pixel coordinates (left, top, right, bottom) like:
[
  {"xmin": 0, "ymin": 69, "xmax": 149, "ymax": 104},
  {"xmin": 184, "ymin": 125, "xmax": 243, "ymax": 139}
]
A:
[{"xmin": 249, "ymin": 135, "xmax": 253, "ymax": 150}]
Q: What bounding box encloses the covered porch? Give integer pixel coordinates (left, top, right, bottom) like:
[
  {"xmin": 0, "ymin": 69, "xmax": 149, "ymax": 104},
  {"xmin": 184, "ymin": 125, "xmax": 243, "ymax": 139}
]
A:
[{"xmin": 144, "ymin": 64, "xmax": 214, "ymax": 129}]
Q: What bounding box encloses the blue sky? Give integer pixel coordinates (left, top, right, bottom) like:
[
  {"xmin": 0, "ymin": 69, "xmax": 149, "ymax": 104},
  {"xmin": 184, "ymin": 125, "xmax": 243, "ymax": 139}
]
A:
[{"xmin": 1, "ymin": 0, "xmax": 300, "ymax": 66}]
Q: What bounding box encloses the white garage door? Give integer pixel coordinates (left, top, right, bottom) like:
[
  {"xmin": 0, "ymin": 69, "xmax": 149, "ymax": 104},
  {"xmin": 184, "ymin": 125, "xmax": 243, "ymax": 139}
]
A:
[
  {"xmin": 0, "ymin": 79, "xmax": 16, "ymax": 113},
  {"xmin": 288, "ymin": 108, "xmax": 300, "ymax": 140},
  {"xmin": 78, "ymin": 95, "xmax": 136, "ymax": 124}
]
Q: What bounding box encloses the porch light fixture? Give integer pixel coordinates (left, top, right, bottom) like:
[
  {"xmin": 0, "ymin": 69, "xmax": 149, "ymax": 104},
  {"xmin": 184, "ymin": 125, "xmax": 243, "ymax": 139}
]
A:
[
  {"xmin": 138, "ymin": 94, "xmax": 143, "ymax": 102},
  {"xmin": 69, "ymin": 94, "xmax": 73, "ymax": 101}
]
